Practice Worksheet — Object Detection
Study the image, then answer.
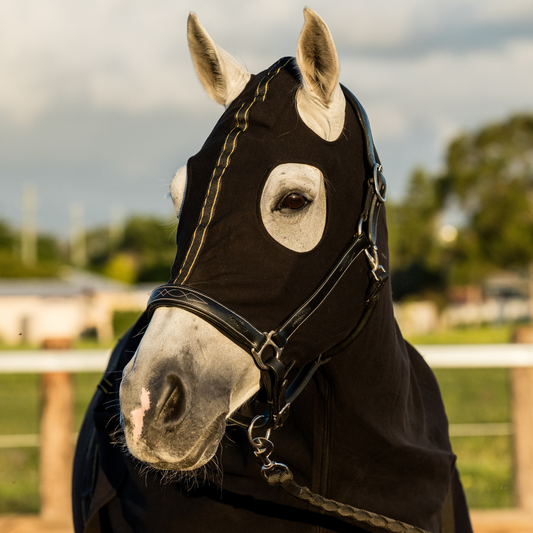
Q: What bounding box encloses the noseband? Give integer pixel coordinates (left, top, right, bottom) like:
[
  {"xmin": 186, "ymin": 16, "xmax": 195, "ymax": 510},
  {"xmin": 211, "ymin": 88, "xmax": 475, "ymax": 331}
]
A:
[{"xmin": 147, "ymin": 88, "xmax": 388, "ymax": 432}]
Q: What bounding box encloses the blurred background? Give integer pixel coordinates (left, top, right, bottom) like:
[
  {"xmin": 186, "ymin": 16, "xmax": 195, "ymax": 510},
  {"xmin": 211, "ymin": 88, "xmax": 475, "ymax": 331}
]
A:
[{"xmin": 1, "ymin": 0, "xmax": 533, "ymax": 528}]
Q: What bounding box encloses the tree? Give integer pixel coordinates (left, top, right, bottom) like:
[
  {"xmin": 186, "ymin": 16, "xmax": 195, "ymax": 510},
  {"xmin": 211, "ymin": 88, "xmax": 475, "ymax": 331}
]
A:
[
  {"xmin": 441, "ymin": 113, "xmax": 533, "ymax": 283},
  {"xmin": 86, "ymin": 215, "xmax": 177, "ymax": 283},
  {"xmin": 388, "ymin": 168, "xmax": 445, "ymax": 300},
  {"xmin": 0, "ymin": 219, "xmax": 63, "ymax": 278}
]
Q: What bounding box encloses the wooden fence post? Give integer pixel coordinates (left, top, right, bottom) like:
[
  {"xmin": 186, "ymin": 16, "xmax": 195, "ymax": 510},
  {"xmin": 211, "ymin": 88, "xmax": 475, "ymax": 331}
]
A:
[
  {"xmin": 40, "ymin": 339, "xmax": 74, "ymax": 523},
  {"xmin": 512, "ymin": 327, "xmax": 533, "ymax": 511}
]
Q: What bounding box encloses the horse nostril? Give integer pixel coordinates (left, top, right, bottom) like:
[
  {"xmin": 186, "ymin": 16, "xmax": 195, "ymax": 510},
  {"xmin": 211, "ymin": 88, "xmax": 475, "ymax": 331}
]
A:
[{"xmin": 155, "ymin": 375, "xmax": 187, "ymax": 425}]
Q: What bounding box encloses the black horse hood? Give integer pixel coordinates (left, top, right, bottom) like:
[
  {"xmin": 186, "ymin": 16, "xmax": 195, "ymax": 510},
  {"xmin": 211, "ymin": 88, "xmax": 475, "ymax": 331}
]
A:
[
  {"xmin": 72, "ymin": 58, "xmax": 472, "ymax": 533},
  {"xmin": 162, "ymin": 59, "xmax": 466, "ymax": 530},
  {"xmin": 171, "ymin": 58, "xmax": 372, "ymax": 365}
]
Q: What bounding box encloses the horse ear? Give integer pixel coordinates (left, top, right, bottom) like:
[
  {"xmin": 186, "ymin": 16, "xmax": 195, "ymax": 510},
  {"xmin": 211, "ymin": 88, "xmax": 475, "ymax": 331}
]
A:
[
  {"xmin": 296, "ymin": 8, "xmax": 345, "ymax": 141},
  {"xmin": 187, "ymin": 13, "xmax": 251, "ymax": 107}
]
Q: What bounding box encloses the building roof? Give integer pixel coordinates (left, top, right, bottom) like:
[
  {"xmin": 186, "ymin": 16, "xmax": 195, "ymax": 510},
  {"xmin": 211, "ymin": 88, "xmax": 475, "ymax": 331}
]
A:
[{"xmin": 0, "ymin": 268, "xmax": 128, "ymax": 297}]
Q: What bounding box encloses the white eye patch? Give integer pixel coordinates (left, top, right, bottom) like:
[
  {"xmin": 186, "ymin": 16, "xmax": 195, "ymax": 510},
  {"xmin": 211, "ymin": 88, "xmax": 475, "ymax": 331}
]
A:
[
  {"xmin": 260, "ymin": 163, "xmax": 326, "ymax": 252},
  {"xmin": 170, "ymin": 165, "xmax": 188, "ymax": 218}
]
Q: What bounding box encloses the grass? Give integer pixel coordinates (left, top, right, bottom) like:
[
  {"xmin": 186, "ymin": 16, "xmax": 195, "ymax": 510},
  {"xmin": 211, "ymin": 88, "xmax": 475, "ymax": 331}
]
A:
[
  {"xmin": 406, "ymin": 325, "xmax": 516, "ymax": 509},
  {"xmin": 432, "ymin": 367, "xmax": 513, "ymax": 508},
  {"xmin": 451, "ymin": 436, "xmax": 513, "ymax": 509},
  {"xmin": 0, "ymin": 449, "xmax": 40, "ymax": 513},
  {"xmin": 0, "ymin": 324, "xmax": 520, "ymax": 513},
  {"xmin": 433, "ymin": 367, "xmax": 511, "ymax": 425},
  {"xmin": 407, "ymin": 323, "xmax": 514, "ymax": 345},
  {"xmin": 0, "ymin": 373, "xmax": 102, "ymax": 514}
]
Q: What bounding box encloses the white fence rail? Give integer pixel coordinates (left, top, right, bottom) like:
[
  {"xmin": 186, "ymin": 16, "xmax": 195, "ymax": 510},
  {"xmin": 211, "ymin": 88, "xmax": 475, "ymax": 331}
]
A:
[
  {"xmin": 0, "ymin": 349, "xmax": 111, "ymax": 373},
  {"xmin": 1, "ymin": 344, "xmax": 533, "ymax": 514},
  {"xmin": 2, "ymin": 344, "xmax": 533, "ymax": 373}
]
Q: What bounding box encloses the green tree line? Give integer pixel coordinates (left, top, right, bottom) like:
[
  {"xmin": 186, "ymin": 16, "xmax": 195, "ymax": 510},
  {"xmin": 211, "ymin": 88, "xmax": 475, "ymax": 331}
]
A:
[
  {"xmin": 0, "ymin": 215, "xmax": 177, "ymax": 284},
  {"xmin": 389, "ymin": 112, "xmax": 533, "ymax": 301},
  {"xmin": 85, "ymin": 215, "xmax": 177, "ymax": 283},
  {"xmin": 0, "ymin": 221, "xmax": 62, "ymax": 278}
]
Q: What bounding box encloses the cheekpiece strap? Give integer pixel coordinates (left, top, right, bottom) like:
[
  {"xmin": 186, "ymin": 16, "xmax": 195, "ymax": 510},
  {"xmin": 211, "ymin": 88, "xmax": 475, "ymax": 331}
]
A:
[
  {"xmin": 272, "ymin": 232, "xmax": 369, "ymax": 346},
  {"xmin": 341, "ymin": 85, "xmax": 387, "ymax": 248}
]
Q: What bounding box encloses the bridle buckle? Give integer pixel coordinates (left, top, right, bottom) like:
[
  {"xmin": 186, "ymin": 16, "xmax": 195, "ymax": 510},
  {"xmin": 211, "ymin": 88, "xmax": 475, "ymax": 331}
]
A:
[
  {"xmin": 373, "ymin": 163, "xmax": 387, "ymax": 202},
  {"xmin": 365, "ymin": 245, "xmax": 386, "ymax": 282},
  {"xmin": 251, "ymin": 331, "xmax": 283, "ymax": 370}
]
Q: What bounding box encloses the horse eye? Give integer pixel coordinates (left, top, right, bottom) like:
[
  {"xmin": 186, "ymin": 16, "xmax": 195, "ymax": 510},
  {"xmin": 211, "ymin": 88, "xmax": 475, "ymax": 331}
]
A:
[{"xmin": 279, "ymin": 193, "xmax": 309, "ymax": 211}]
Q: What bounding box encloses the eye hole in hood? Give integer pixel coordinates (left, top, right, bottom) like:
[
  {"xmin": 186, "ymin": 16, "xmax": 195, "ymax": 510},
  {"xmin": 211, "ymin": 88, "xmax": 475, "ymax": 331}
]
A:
[{"xmin": 260, "ymin": 163, "xmax": 326, "ymax": 253}]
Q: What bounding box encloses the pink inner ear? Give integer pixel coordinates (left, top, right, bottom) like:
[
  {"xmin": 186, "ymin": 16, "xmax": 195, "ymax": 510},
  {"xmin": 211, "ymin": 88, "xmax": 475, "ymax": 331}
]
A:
[{"xmin": 131, "ymin": 387, "xmax": 151, "ymax": 443}]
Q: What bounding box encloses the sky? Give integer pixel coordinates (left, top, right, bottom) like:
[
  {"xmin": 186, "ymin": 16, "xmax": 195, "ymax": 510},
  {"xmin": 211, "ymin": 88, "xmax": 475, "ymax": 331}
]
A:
[{"xmin": 1, "ymin": 0, "xmax": 533, "ymax": 237}]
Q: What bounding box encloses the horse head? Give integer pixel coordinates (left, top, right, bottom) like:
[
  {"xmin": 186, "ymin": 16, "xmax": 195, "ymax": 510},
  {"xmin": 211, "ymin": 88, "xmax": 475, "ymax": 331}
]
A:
[{"xmin": 119, "ymin": 8, "xmax": 387, "ymax": 472}]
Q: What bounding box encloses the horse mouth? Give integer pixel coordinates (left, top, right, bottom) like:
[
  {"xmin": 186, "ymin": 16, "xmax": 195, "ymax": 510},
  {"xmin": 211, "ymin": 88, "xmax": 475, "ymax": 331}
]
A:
[{"xmin": 128, "ymin": 411, "xmax": 227, "ymax": 471}]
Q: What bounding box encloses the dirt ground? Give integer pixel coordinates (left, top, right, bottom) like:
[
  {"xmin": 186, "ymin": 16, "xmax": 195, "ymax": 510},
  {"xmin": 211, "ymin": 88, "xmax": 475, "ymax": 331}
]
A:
[
  {"xmin": 469, "ymin": 510, "xmax": 533, "ymax": 533},
  {"xmin": 1, "ymin": 510, "xmax": 533, "ymax": 533},
  {"xmin": 0, "ymin": 515, "xmax": 73, "ymax": 533}
]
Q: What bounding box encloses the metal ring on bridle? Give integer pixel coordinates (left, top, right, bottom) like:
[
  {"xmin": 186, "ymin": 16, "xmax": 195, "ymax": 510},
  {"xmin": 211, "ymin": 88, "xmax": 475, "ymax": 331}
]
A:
[{"xmin": 247, "ymin": 415, "xmax": 272, "ymax": 449}]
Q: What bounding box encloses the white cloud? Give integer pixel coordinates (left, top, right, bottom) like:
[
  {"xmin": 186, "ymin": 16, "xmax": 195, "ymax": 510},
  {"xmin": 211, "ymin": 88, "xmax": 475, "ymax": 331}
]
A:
[
  {"xmin": 0, "ymin": 1, "xmax": 190, "ymax": 123},
  {"xmin": 475, "ymin": 0, "xmax": 533, "ymax": 22},
  {"xmin": 1, "ymin": 0, "xmax": 533, "ymax": 233},
  {"xmin": 362, "ymin": 102, "xmax": 411, "ymax": 141},
  {"xmin": 340, "ymin": 39, "xmax": 533, "ymax": 146},
  {"xmin": 1, "ymin": 0, "xmax": 532, "ymax": 126}
]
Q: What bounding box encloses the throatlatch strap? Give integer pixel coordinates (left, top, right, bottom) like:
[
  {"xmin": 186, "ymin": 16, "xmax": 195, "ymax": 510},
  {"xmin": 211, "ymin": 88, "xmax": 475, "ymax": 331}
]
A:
[
  {"xmin": 272, "ymin": 232, "xmax": 369, "ymax": 346},
  {"xmin": 263, "ymin": 468, "xmax": 430, "ymax": 533}
]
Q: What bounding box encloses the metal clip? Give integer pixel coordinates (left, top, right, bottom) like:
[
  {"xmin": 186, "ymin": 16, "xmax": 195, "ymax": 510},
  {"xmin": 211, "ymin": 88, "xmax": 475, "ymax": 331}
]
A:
[
  {"xmin": 357, "ymin": 216, "xmax": 365, "ymax": 237},
  {"xmin": 371, "ymin": 264, "xmax": 388, "ymax": 283},
  {"xmin": 373, "ymin": 163, "xmax": 387, "ymax": 203},
  {"xmin": 248, "ymin": 415, "xmax": 276, "ymax": 468},
  {"xmin": 365, "ymin": 245, "xmax": 386, "ymax": 282},
  {"xmin": 248, "ymin": 415, "xmax": 271, "ymax": 448},
  {"xmin": 247, "ymin": 415, "xmax": 290, "ymax": 480},
  {"xmin": 365, "ymin": 245, "xmax": 379, "ymax": 270}
]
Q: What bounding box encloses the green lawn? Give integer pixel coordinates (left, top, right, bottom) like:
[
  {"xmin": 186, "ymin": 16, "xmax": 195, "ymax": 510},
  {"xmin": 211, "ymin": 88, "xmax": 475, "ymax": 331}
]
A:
[
  {"xmin": 408, "ymin": 325, "xmax": 515, "ymax": 509},
  {"xmin": 0, "ymin": 373, "xmax": 101, "ymax": 514},
  {"xmin": 407, "ymin": 323, "xmax": 513, "ymax": 345},
  {"xmin": 0, "ymin": 324, "xmax": 519, "ymax": 512},
  {"xmin": 433, "ymin": 368, "xmax": 513, "ymax": 508}
]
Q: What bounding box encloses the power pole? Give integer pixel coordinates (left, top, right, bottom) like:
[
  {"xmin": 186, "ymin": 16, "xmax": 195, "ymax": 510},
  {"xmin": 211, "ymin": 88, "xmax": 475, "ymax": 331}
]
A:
[
  {"xmin": 109, "ymin": 205, "xmax": 125, "ymax": 247},
  {"xmin": 21, "ymin": 183, "xmax": 37, "ymax": 267},
  {"xmin": 530, "ymin": 262, "xmax": 533, "ymax": 325},
  {"xmin": 69, "ymin": 203, "xmax": 86, "ymax": 268}
]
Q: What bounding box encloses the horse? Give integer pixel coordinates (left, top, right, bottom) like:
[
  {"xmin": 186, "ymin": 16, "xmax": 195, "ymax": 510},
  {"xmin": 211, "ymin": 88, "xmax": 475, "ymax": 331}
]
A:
[{"xmin": 72, "ymin": 9, "xmax": 472, "ymax": 533}]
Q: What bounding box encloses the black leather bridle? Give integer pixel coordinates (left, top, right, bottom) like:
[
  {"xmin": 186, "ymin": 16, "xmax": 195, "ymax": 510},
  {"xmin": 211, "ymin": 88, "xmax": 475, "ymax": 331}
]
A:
[{"xmin": 147, "ymin": 87, "xmax": 388, "ymax": 432}]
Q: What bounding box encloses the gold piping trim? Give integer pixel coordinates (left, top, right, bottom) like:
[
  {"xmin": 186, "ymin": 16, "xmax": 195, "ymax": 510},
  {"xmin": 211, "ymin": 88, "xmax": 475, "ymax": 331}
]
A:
[{"xmin": 175, "ymin": 58, "xmax": 292, "ymax": 284}]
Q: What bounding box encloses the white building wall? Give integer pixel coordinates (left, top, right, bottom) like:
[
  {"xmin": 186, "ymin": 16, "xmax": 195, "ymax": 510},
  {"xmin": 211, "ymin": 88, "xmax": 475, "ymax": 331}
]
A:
[
  {"xmin": 0, "ymin": 285, "xmax": 155, "ymax": 346},
  {"xmin": 0, "ymin": 296, "xmax": 85, "ymax": 345}
]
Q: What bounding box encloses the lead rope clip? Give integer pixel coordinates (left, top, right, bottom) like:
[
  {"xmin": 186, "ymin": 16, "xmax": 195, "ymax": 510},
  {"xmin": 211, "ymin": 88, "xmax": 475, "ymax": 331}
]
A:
[{"xmin": 247, "ymin": 415, "xmax": 290, "ymax": 481}]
